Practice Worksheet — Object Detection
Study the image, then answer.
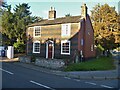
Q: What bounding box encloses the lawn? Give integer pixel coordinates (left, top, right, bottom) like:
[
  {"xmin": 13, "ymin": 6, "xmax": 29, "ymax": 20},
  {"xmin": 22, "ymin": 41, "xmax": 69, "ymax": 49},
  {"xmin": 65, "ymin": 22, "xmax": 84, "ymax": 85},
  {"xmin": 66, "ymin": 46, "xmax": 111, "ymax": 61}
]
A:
[{"xmin": 64, "ymin": 56, "xmax": 116, "ymax": 71}]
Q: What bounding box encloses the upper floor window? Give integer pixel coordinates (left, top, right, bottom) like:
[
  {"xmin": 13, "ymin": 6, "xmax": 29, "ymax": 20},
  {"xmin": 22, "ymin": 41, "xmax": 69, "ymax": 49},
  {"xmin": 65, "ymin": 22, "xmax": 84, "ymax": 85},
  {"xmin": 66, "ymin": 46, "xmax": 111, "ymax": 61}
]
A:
[
  {"xmin": 61, "ymin": 40, "xmax": 70, "ymax": 55},
  {"xmin": 33, "ymin": 41, "xmax": 40, "ymax": 53},
  {"xmin": 61, "ymin": 23, "xmax": 71, "ymax": 37},
  {"xmin": 34, "ymin": 26, "xmax": 41, "ymax": 37}
]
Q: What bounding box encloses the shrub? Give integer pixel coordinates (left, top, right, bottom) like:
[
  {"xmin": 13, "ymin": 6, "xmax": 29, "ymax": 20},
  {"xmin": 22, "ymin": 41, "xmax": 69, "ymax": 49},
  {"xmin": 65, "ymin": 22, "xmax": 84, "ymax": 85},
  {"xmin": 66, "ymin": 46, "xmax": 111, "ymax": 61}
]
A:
[
  {"xmin": 13, "ymin": 41, "xmax": 25, "ymax": 53},
  {"xmin": 31, "ymin": 55, "xmax": 36, "ymax": 62}
]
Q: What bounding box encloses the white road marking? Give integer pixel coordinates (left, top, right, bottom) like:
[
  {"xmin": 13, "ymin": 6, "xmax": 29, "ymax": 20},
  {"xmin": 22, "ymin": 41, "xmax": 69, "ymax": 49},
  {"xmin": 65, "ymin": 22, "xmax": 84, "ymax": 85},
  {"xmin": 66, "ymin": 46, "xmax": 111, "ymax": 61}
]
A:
[
  {"xmin": 85, "ymin": 82, "xmax": 96, "ymax": 85},
  {"xmin": 64, "ymin": 77, "xmax": 71, "ymax": 79},
  {"xmin": 30, "ymin": 80, "xmax": 55, "ymax": 90},
  {"xmin": 0, "ymin": 68, "xmax": 14, "ymax": 75},
  {"xmin": 101, "ymin": 85, "xmax": 113, "ymax": 88},
  {"xmin": 73, "ymin": 79, "xmax": 81, "ymax": 82}
]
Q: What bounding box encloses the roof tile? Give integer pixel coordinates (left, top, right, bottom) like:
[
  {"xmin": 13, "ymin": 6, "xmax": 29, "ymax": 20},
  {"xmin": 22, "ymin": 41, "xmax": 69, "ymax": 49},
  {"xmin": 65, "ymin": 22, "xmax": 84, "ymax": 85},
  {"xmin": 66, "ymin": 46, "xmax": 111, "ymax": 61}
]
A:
[{"xmin": 28, "ymin": 16, "xmax": 81, "ymax": 26}]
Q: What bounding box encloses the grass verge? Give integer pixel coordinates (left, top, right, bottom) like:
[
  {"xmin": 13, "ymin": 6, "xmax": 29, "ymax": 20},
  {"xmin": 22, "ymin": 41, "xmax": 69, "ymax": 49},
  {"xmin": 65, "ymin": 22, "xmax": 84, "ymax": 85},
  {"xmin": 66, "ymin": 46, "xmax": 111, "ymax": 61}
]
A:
[{"xmin": 64, "ymin": 56, "xmax": 116, "ymax": 71}]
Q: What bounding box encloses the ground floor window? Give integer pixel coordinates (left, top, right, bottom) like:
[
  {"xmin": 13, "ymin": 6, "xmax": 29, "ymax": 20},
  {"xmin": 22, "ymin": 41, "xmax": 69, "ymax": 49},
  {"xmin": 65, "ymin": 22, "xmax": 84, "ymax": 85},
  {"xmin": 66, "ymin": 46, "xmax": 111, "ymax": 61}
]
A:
[
  {"xmin": 61, "ymin": 40, "xmax": 70, "ymax": 55},
  {"xmin": 33, "ymin": 41, "xmax": 40, "ymax": 53}
]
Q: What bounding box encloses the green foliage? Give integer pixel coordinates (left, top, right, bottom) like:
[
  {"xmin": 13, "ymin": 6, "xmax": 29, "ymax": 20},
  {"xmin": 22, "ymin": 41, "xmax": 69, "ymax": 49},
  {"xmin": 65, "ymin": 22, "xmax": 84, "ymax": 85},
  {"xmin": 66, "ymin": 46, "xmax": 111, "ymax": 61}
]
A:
[
  {"xmin": 96, "ymin": 44, "xmax": 104, "ymax": 57},
  {"xmin": 1, "ymin": 3, "xmax": 43, "ymax": 46},
  {"xmin": 13, "ymin": 41, "xmax": 25, "ymax": 53},
  {"xmin": 30, "ymin": 16, "xmax": 43, "ymax": 23},
  {"xmin": 30, "ymin": 55, "xmax": 36, "ymax": 62},
  {"xmin": 97, "ymin": 44, "xmax": 104, "ymax": 51},
  {"xmin": 64, "ymin": 56, "xmax": 115, "ymax": 71},
  {"xmin": 65, "ymin": 13, "xmax": 71, "ymax": 17},
  {"xmin": 100, "ymin": 34, "xmax": 116, "ymax": 50},
  {"xmin": 13, "ymin": 3, "xmax": 32, "ymax": 42},
  {"xmin": 91, "ymin": 3, "xmax": 119, "ymax": 50},
  {"xmin": 1, "ymin": 3, "xmax": 34, "ymax": 46},
  {"xmin": 2, "ymin": 5, "xmax": 15, "ymax": 41}
]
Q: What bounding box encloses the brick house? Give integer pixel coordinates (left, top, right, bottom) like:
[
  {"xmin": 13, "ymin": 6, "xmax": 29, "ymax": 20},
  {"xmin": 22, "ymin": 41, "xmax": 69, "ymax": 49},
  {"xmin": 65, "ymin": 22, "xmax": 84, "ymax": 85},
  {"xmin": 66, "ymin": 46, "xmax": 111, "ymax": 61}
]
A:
[{"xmin": 26, "ymin": 4, "xmax": 95, "ymax": 62}]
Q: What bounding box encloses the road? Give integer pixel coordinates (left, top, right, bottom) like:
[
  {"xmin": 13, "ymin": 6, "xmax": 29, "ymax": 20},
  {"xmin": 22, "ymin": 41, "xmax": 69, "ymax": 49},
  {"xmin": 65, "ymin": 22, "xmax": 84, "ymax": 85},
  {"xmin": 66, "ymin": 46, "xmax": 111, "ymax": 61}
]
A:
[{"xmin": 1, "ymin": 62, "xmax": 119, "ymax": 89}]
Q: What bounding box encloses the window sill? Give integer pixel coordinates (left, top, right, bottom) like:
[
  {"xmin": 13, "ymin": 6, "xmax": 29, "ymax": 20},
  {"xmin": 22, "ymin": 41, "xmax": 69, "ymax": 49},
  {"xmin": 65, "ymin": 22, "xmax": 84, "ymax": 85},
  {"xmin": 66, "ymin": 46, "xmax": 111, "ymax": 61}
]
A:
[
  {"xmin": 33, "ymin": 52, "xmax": 40, "ymax": 53},
  {"xmin": 61, "ymin": 53, "xmax": 70, "ymax": 55}
]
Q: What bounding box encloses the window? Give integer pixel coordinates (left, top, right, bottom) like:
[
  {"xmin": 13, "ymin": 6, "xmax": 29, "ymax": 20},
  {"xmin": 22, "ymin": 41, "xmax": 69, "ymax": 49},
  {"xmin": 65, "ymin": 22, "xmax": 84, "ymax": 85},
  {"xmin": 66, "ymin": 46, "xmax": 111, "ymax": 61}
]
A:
[
  {"xmin": 81, "ymin": 39, "xmax": 84, "ymax": 46},
  {"xmin": 91, "ymin": 44, "xmax": 94, "ymax": 51},
  {"xmin": 66, "ymin": 24, "xmax": 68, "ymax": 35},
  {"xmin": 61, "ymin": 40, "xmax": 70, "ymax": 55},
  {"xmin": 61, "ymin": 24, "xmax": 71, "ymax": 37},
  {"xmin": 33, "ymin": 41, "xmax": 40, "ymax": 53},
  {"xmin": 34, "ymin": 26, "xmax": 41, "ymax": 37}
]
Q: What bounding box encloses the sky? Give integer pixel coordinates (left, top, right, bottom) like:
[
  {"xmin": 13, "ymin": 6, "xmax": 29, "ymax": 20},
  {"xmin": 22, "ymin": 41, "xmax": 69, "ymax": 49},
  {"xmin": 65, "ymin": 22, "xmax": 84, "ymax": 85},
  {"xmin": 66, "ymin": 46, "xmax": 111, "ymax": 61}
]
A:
[{"xmin": 6, "ymin": 0, "xmax": 120, "ymax": 19}]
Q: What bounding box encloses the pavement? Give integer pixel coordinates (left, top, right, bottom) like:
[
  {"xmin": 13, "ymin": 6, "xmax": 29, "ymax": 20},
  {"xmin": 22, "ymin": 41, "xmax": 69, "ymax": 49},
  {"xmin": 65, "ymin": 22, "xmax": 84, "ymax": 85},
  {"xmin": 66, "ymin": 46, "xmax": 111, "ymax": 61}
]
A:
[
  {"xmin": 1, "ymin": 57, "xmax": 120, "ymax": 80},
  {"xmin": 0, "ymin": 57, "xmax": 19, "ymax": 62}
]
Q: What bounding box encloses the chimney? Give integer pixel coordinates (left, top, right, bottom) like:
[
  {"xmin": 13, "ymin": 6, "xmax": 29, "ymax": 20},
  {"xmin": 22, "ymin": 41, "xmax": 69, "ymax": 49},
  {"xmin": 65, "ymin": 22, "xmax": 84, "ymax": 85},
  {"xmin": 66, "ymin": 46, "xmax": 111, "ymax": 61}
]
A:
[
  {"xmin": 81, "ymin": 4, "xmax": 88, "ymax": 18},
  {"xmin": 48, "ymin": 7, "xmax": 56, "ymax": 19}
]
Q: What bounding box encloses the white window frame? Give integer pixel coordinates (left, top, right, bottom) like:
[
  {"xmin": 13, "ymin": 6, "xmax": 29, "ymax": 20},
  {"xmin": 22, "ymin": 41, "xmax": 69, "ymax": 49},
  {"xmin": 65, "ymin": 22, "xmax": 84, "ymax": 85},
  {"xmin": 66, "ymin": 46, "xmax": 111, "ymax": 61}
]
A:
[
  {"xmin": 61, "ymin": 23, "xmax": 71, "ymax": 37},
  {"xmin": 81, "ymin": 39, "xmax": 84, "ymax": 46},
  {"xmin": 34, "ymin": 26, "xmax": 41, "ymax": 37},
  {"xmin": 91, "ymin": 44, "xmax": 94, "ymax": 51},
  {"xmin": 33, "ymin": 41, "xmax": 40, "ymax": 53},
  {"xmin": 61, "ymin": 40, "xmax": 70, "ymax": 55}
]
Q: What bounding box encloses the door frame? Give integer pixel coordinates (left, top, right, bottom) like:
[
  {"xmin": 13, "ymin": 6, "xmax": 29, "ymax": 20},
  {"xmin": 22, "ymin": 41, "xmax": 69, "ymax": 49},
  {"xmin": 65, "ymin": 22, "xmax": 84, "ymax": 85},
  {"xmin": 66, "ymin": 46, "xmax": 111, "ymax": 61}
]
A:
[{"xmin": 46, "ymin": 40, "xmax": 54, "ymax": 59}]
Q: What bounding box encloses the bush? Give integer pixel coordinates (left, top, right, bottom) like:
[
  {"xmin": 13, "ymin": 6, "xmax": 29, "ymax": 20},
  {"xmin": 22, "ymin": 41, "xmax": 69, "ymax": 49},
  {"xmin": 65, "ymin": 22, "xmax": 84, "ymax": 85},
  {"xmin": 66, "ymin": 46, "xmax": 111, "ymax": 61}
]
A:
[
  {"xmin": 31, "ymin": 55, "xmax": 36, "ymax": 62},
  {"xmin": 13, "ymin": 41, "xmax": 25, "ymax": 53},
  {"xmin": 96, "ymin": 44, "xmax": 104, "ymax": 57}
]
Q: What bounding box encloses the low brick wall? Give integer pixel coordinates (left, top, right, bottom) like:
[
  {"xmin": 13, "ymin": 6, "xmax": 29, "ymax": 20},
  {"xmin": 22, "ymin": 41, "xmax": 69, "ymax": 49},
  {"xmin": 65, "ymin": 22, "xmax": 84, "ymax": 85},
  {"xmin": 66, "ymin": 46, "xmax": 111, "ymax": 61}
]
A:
[
  {"xmin": 19, "ymin": 56, "xmax": 31, "ymax": 63},
  {"xmin": 35, "ymin": 58, "xmax": 65, "ymax": 69}
]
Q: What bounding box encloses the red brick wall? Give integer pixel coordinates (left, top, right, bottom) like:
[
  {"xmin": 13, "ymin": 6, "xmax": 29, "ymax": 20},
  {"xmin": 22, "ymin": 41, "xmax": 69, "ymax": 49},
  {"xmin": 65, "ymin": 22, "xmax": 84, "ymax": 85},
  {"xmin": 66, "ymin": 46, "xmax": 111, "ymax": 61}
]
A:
[
  {"xmin": 78, "ymin": 19, "xmax": 85, "ymax": 52},
  {"xmin": 83, "ymin": 15, "xmax": 96, "ymax": 59}
]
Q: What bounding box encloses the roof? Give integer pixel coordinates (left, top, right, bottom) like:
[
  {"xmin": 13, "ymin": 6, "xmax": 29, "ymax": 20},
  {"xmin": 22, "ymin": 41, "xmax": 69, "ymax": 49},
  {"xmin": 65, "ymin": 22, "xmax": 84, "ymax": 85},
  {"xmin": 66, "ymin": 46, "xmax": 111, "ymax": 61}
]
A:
[{"xmin": 28, "ymin": 15, "xmax": 81, "ymax": 27}]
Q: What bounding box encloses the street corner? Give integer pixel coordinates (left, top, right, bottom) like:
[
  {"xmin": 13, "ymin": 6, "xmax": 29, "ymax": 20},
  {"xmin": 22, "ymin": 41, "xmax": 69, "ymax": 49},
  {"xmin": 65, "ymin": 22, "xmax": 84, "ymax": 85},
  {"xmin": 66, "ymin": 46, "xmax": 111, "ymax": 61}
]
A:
[{"xmin": 0, "ymin": 57, "xmax": 19, "ymax": 62}]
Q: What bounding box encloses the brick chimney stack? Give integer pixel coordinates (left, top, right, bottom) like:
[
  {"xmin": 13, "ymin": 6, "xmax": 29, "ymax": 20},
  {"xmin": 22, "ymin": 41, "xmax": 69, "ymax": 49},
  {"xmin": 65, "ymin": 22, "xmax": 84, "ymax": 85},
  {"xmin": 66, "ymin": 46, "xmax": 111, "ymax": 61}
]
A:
[
  {"xmin": 48, "ymin": 7, "xmax": 56, "ymax": 19},
  {"xmin": 81, "ymin": 4, "xmax": 88, "ymax": 19}
]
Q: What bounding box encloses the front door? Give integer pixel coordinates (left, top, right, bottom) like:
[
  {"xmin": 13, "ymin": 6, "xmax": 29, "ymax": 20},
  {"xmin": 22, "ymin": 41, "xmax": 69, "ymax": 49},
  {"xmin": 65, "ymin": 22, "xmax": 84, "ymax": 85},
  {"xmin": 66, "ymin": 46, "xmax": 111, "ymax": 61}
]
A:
[
  {"xmin": 46, "ymin": 41, "xmax": 54, "ymax": 59},
  {"xmin": 48, "ymin": 43, "xmax": 53, "ymax": 58}
]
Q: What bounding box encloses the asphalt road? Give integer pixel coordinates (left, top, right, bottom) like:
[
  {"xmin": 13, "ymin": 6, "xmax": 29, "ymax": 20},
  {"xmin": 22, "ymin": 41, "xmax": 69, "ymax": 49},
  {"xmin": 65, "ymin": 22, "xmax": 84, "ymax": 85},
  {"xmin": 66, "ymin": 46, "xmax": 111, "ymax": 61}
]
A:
[{"xmin": 1, "ymin": 62, "xmax": 119, "ymax": 89}]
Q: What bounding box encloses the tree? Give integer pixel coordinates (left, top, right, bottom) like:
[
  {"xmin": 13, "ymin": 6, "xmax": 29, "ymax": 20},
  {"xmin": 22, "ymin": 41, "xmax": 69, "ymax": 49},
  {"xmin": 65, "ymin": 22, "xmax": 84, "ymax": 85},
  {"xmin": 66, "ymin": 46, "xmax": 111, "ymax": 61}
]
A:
[
  {"xmin": 100, "ymin": 34, "xmax": 116, "ymax": 50},
  {"xmin": 91, "ymin": 4, "xmax": 119, "ymax": 50},
  {"xmin": 10, "ymin": 3, "xmax": 32, "ymax": 53},
  {"xmin": 2, "ymin": 5, "xmax": 15, "ymax": 45},
  {"xmin": 1, "ymin": 2, "xmax": 43, "ymax": 50},
  {"xmin": 0, "ymin": 1, "xmax": 8, "ymax": 46},
  {"xmin": 1, "ymin": 2, "xmax": 44, "ymax": 53},
  {"xmin": 30, "ymin": 16, "xmax": 43, "ymax": 23},
  {"xmin": 65, "ymin": 13, "xmax": 71, "ymax": 17},
  {"xmin": 13, "ymin": 3, "xmax": 31, "ymax": 43},
  {"xmin": 1, "ymin": 3, "xmax": 32, "ymax": 52}
]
